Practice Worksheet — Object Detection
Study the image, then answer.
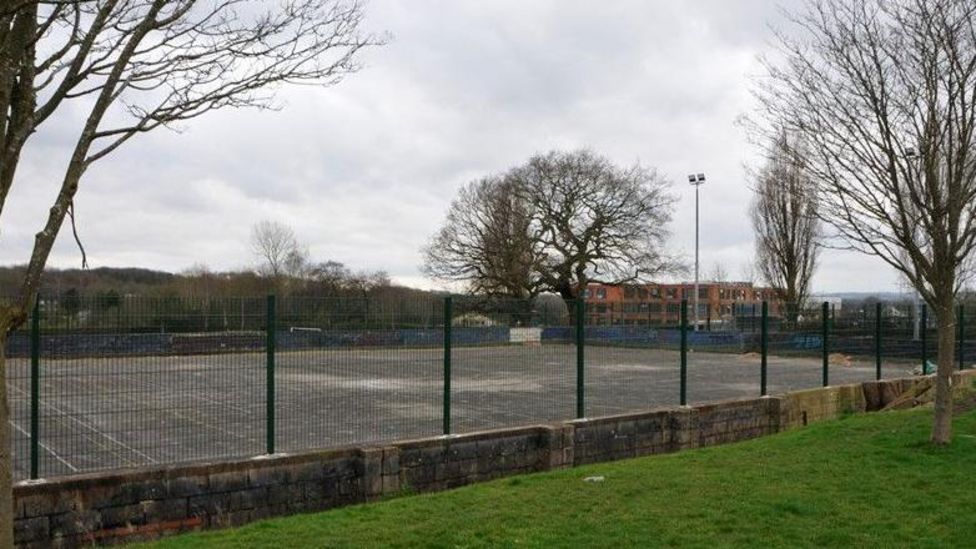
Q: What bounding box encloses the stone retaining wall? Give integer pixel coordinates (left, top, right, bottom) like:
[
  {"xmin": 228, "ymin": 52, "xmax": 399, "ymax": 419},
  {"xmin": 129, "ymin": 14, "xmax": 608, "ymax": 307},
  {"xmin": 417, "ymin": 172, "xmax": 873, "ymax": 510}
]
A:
[{"xmin": 14, "ymin": 371, "xmax": 975, "ymax": 547}]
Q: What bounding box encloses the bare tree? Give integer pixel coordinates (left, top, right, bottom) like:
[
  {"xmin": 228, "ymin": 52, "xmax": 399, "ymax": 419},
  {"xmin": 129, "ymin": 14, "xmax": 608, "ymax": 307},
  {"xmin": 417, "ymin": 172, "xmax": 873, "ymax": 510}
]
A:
[
  {"xmin": 251, "ymin": 220, "xmax": 304, "ymax": 277},
  {"xmin": 749, "ymin": 131, "xmax": 821, "ymax": 319},
  {"xmin": 422, "ymin": 175, "xmax": 543, "ymax": 298},
  {"xmin": 708, "ymin": 262, "xmax": 730, "ymax": 284},
  {"xmin": 516, "ymin": 150, "xmax": 678, "ymax": 302},
  {"xmin": 0, "ymin": 1, "xmax": 382, "ymax": 542},
  {"xmin": 753, "ymin": 0, "xmax": 976, "ymax": 444},
  {"xmin": 739, "ymin": 262, "xmax": 759, "ymax": 286},
  {"xmin": 424, "ymin": 150, "xmax": 678, "ymax": 302}
]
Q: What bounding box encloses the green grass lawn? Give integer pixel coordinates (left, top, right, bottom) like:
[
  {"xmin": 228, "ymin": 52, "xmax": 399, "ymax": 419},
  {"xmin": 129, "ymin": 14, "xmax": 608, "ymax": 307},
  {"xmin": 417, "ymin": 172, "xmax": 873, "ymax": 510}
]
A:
[{"xmin": 142, "ymin": 407, "xmax": 976, "ymax": 548}]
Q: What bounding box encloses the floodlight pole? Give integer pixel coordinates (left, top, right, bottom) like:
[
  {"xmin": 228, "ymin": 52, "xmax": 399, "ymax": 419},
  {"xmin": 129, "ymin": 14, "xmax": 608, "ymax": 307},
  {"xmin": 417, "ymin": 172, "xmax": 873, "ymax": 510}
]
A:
[{"xmin": 689, "ymin": 173, "xmax": 706, "ymax": 332}]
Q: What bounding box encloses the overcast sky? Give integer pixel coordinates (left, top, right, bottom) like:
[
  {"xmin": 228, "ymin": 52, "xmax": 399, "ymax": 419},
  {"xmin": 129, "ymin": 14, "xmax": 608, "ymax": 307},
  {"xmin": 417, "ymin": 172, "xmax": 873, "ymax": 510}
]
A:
[{"xmin": 2, "ymin": 0, "xmax": 907, "ymax": 294}]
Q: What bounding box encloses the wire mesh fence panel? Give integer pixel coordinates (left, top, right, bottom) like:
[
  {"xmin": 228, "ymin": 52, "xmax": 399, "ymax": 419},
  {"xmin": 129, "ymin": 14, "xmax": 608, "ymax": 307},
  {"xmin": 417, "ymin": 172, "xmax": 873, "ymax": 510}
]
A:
[
  {"xmin": 275, "ymin": 296, "xmax": 443, "ymax": 452},
  {"xmin": 450, "ymin": 297, "xmax": 576, "ymax": 433},
  {"xmin": 824, "ymin": 302, "xmax": 885, "ymax": 385},
  {"xmin": 962, "ymin": 304, "xmax": 974, "ymax": 370},
  {"xmin": 28, "ymin": 296, "xmax": 266, "ymax": 478},
  {"xmin": 880, "ymin": 302, "xmax": 926, "ymax": 370},
  {"xmin": 826, "ymin": 300, "xmax": 899, "ymax": 385},
  {"xmin": 583, "ymin": 301, "xmax": 682, "ymax": 416},
  {"xmin": 759, "ymin": 302, "xmax": 829, "ymax": 395},
  {"xmin": 682, "ymin": 301, "xmax": 762, "ymax": 405},
  {"xmin": 5, "ymin": 310, "xmax": 32, "ymax": 482}
]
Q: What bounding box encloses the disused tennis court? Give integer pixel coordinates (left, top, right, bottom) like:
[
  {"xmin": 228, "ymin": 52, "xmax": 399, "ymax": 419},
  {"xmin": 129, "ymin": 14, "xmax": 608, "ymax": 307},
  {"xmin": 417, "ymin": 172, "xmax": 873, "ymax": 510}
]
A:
[{"xmin": 5, "ymin": 344, "xmax": 914, "ymax": 481}]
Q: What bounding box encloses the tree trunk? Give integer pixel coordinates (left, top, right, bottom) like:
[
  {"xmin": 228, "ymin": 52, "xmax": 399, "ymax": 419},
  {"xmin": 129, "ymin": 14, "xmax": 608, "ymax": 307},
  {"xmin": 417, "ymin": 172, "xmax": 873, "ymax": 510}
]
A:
[
  {"xmin": 931, "ymin": 300, "xmax": 956, "ymax": 445},
  {"xmin": 0, "ymin": 330, "xmax": 12, "ymax": 548}
]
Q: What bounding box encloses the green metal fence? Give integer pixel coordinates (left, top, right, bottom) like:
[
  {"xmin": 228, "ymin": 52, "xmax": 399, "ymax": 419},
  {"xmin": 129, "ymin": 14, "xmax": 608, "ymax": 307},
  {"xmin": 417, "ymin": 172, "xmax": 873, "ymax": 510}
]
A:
[{"xmin": 4, "ymin": 295, "xmax": 969, "ymax": 481}]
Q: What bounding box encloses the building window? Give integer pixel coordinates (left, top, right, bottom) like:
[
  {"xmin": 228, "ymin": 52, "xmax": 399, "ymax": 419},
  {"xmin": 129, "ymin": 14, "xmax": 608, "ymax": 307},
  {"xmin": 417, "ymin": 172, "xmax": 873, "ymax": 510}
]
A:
[{"xmin": 596, "ymin": 288, "xmax": 606, "ymax": 299}]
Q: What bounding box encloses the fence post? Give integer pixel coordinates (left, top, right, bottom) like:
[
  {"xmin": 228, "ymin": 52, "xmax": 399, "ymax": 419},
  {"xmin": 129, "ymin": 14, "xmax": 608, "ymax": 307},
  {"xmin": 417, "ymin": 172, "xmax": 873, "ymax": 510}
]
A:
[
  {"xmin": 266, "ymin": 294, "xmax": 276, "ymax": 455},
  {"xmin": 29, "ymin": 297, "xmax": 40, "ymax": 480},
  {"xmin": 761, "ymin": 301, "xmax": 768, "ymax": 396},
  {"xmin": 576, "ymin": 299, "xmax": 585, "ymax": 419},
  {"xmin": 752, "ymin": 303, "xmax": 757, "ymax": 333},
  {"xmin": 921, "ymin": 303, "xmax": 928, "ymax": 375},
  {"xmin": 443, "ymin": 296, "xmax": 453, "ymax": 434},
  {"xmin": 875, "ymin": 302, "xmax": 882, "ymax": 381},
  {"xmin": 959, "ymin": 304, "xmax": 965, "ymax": 371},
  {"xmin": 680, "ymin": 299, "xmax": 688, "ymax": 406},
  {"xmin": 822, "ymin": 301, "xmax": 829, "ymax": 387}
]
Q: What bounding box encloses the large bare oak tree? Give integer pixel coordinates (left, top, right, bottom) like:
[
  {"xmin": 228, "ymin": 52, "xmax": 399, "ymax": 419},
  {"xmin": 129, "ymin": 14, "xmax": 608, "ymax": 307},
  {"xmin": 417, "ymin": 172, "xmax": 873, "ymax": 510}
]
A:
[
  {"xmin": 754, "ymin": 0, "xmax": 976, "ymax": 444},
  {"xmin": 424, "ymin": 150, "xmax": 677, "ymax": 302},
  {"xmin": 0, "ymin": 0, "xmax": 382, "ymax": 543},
  {"xmin": 422, "ymin": 175, "xmax": 542, "ymax": 298}
]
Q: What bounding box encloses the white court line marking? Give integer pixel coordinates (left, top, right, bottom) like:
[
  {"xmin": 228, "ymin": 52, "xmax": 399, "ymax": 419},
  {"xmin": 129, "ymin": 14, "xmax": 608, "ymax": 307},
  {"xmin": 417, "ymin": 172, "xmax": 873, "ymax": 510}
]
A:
[
  {"xmin": 8, "ymin": 382, "xmax": 157, "ymax": 465},
  {"xmin": 7, "ymin": 420, "xmax": 78, "ymax": 472},
  {"xmin": 115, "ymin": 369, "xmax": 262, "ymax": 446},
  {"xmin": 5, "ymin": 389, "xmax": 141, "ymax": 470}
]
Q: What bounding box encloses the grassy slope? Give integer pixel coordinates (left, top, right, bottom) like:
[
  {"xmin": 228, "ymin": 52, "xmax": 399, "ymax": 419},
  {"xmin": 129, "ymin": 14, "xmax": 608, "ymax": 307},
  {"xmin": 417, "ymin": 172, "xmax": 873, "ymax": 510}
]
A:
[{"xmin": 143, "ymin": 407, "xmax": 976, "ymax": 548}]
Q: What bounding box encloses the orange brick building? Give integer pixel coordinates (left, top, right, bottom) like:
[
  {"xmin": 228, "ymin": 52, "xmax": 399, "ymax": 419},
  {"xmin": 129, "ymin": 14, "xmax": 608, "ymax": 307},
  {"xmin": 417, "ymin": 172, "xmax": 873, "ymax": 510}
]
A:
[{"xmin": 583, "ymin": 281, "xmax": 781, "ymax": 327}]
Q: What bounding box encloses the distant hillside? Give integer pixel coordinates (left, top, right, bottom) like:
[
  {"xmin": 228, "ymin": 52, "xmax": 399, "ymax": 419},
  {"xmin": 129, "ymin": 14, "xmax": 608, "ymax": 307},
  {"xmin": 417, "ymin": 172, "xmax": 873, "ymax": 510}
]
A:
[
  {"xmin": 0, "ymin": 265, "xmax": 176, "ymax": 297},
  {"xmin": 815, "ymin": 292, "xmax": 910, "ymax": 302}
]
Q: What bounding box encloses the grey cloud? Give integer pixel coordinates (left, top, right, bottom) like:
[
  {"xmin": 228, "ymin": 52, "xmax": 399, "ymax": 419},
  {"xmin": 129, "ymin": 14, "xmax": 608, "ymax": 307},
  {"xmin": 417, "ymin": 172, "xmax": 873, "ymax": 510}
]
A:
[{"xmin": 0, "ymin": 0, "xmax": 903, "ymax": 293}]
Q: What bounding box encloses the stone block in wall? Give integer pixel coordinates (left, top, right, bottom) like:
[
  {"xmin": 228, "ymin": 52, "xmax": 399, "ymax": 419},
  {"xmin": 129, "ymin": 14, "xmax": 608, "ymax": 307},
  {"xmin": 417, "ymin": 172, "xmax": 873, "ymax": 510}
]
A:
[
  {"xmin": 83, "ymin": 479, "xmax": 166, "ymax": 510},
  {"xmin": 13, "ymin": 517, "xmax": 49, "ymax": 545},
  {"xmin": 399, "ymin": 443, "xmax": 445, "ymax": 469},
  {"xmin": 446, "ymin": 441, "xmax": 479, "ymax": 462},
  {"xmin": 381, "ymin": 447, "xmax": 400, "ymax": 476},
  {"xmin": 17, "ymin": 493, "xmax": 60, "ymax": 519},
  {"xmin": 381, "ymin": 474, "xmax": 400, "ymax": 495},
  {"xmin": 544, "ymin": 425, "xmax": 574, "ymax": 469},
  {"xmin": 208, "ymin": 471, "xmax": 249, "ymax": 494},
  {"xmin": 337, "ymin": 476, "xmax": 361, "ymax": 498},
  {"xmin": 780, "ymin": 386, "xmax": 855, "ymax": 428},
  {"xmin": 227, "ymin": 488, "xmax": 267, "ymax": 512},
  {"xmin": 98, "ymin": 503, "xmax": 145, "ymax": 530},
  {"xmin": 359, "ymin": 448, "xmax": 385, "ymax": 497},
  {"xmin": 188, "ymin": 492, "xmax": 232, "ymax": 517},
  {"xmin": 322, "ymin": 456, "xmax": 360, "ymax": 480},
  {"xmin": 141, "ymin": 497, "xmax": 188, "ymax": 523},
  {"xmin": 49, "ymin": 508, "xmax": 100, "ymax": 538},
  {"xmin": 497, "ymin": 436, "xmax": 530, "ymax": 457},
  {"xmin": 862, "ymin": 380, "xmax": 884, "ymax": 411},
  {"xmin": 167, "ymin": 476, "xmax": 208, "ymax": 498},
  {"xmin": 266, "ymin": 482, "xmax": 303, "ymax": 507},
  {"xmin": 669, "ymin": 408, "xmax": 699, "ymax": 451},
  {"xmin": 247, "ymin": 466, "xmax": 291, "ymax": 488}
]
